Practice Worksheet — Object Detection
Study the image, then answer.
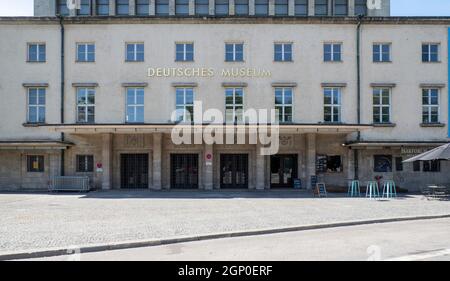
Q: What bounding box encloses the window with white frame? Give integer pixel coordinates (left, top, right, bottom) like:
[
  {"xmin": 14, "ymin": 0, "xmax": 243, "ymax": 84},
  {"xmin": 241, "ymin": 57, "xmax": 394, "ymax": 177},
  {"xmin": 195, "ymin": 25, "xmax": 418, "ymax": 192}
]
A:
[
  {"xmin": 126, "ymin": 88, "xmax": 145, "ymax": 123},
  {"xmin": 373, "ymin": 88, "xmax": 391, "ymax": 124},
  {"xmin": 274, "ymin": 43, "xmax": 292, "ymax": 62},
  {"xmin": 324, "ymin": 88, "xmax": 341, "ymax": 123},
  {"xmin": 126, "ymin": 43, "xmax": 144, "ymax": 62},
  {"xmin": 422, "ymin": 43, "xmax": 439, "ymax": 62},
  {"xmin": 225, "ymin": 88, "xmax": 244, "ymax": 123},
  {"xmin": 156, "ymin": 0, "xmax": 169, "ymax": 15},
  {"xmin": 176, "ymin": 43, "xmax": 194, "ymax": 61},
  {"xmin": 422, "ymin": 88, "xmax": 439, "ymax": 124},
  {"xmin": 176, "ymin": 88, "xmax": 194, "ymax": 122},
  {"xmin": 195, "ymin": 0, "xmax": 209, "ymax": 15},
  {"xmin": 76, "ymin": 43, "xmax": 95, "ymax": 62},
  {"xmin": 136, "ymin": 0, "xmax": 150, "ymax": 15},
  {"xmin": 275, "ymin": 88, "xmax": 293, "ymax": 123},
  {"xmin": 324, "ymin": 43, "xmax": 342, "ymax": 62},
  {"xmin": 27, "ymin": 88, "xmax": 46, "ymax": 123},
  {"xmin": 28, "ymin": 43, "xmax": 46, "ymax": 62},
  {"xmin": 373, "ymin": 43, "xmax": 391, "ymax": 62},
  {"xmin": 225, "ymin": 43, "xmax": 244, "ymax": 62},
  {"xmin": 76, "ymin": 88, "xmax": 95, "ymax": 123}
]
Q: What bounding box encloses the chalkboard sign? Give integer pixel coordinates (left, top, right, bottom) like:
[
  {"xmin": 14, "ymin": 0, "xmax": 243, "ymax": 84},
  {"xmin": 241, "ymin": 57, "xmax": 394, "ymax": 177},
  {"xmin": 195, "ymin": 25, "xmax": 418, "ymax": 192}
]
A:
[
  {"xmin": 310, "ymin": 176, "xmax": 318, "ymax": 188},
  {"xmin": 293, "ymin": 179, "xmax": 302, "ymax": 189},
  {"xmin": 316, "ymin": 183, "xmax": 327, "ymax": 197}
]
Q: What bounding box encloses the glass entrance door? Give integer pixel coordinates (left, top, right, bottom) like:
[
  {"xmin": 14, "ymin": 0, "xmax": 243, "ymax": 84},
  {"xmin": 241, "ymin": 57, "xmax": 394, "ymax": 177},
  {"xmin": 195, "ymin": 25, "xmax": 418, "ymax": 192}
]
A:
[
  {"xmin": 220, "ymin": 154, "xmax": 249, "ymax": 189},
  {"xmin": 270, "ymin": 154, "xmax": 298, "ymax": 188},
  {"xmin": 170, "ymin": 154, "xmax": 199, "ymax": 189},
  {"xmin": 120, "ymin": 154, "xmax": 149, "ymax": 189}
]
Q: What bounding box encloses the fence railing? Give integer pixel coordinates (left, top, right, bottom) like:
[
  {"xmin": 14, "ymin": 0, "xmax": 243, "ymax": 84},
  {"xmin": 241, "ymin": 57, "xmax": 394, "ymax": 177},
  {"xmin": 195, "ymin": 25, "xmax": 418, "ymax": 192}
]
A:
[{"xmin": 49, "ymin": 176, "xmax": 90, "ymax": 192}]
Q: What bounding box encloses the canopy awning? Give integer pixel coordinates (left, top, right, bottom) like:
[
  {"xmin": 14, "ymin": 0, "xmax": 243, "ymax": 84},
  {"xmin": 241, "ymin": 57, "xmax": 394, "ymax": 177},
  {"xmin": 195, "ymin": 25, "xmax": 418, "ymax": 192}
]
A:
[
  {"xmin": 344, "ymin": 141, "xmax": 448, "ymax": 149},
  {"xmin": 0, "ymin": 140, "xmax": 73, "ymax": 150},
  {"xmin": 403, "ymin": 143, "xmax": 450, "ymax": 162}
]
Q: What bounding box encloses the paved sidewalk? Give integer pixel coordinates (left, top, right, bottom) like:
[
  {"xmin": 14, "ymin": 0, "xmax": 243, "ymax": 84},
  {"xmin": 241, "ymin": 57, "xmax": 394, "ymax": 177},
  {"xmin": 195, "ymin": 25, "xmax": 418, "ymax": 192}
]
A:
[{"xmin": 0, "ymin": 190, "xmax": 449, "ymax": 253}]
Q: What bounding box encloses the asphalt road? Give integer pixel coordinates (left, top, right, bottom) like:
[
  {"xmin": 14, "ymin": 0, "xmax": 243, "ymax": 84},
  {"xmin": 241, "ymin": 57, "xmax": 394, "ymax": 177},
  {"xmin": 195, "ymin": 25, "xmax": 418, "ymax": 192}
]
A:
[{"xmin": 28, "ymin": 218, "xmax": 450, "ymax": 261}]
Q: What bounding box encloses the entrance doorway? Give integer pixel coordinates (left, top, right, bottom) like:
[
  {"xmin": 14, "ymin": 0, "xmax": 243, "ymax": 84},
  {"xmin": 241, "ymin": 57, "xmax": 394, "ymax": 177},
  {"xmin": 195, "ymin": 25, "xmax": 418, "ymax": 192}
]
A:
[
  {"xmin": 170, "ymin": 154, "xmax": 199, "ymax": 189},
  {"xmin": 270, "ymin": 154, "xmax": 298, "ymax": 188},
  {"xmin": 220, "ymin": 154, "xmax": 249, "ymax": 189},
  {"xmin": 120, "ymin": 154, "xmax": 149, "ymax": 189}
]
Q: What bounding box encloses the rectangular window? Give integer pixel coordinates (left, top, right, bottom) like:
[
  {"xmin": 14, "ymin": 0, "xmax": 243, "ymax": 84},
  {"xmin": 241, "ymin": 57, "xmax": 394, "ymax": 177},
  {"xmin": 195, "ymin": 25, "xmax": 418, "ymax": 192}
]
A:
[
  {"xmin": 355, "ymin": 0, "xmax": 367, "ymax": 16},
  {"xmin": 78, "ymin": 0, "xmax": 91, "ymax": 15},
  {"xmin": 97, "ymin": 0, "xmax": 110, "ymax": 15},
  {"xmin": 395, "ymin": 157, "xmax": 403, "ymax": 172},
  {"xmin": 77, "ymin": 88, "xmax": 95, "ymax": 123},
  {"xmin": 333, "ymin": 0, "xmax": 347, "ymax": 16},
  {"xmin": 58, "ymin": 0, "xmax": 70, "ymax": 16},
  {"xmin": 27, "ymin": 155, "xmax": 44, "ymax": 173},
  {"xmin": 195, "ymin": 0, "xmax": 209, "ymax": 15},
  {"xmin": 373, "ymin": 43, "xmax": 391, "ymax": 62},
  {"xmin": 176, "ymin": 43, "xmax": 194, "ymax": 61},
  {"xmin": 423, "ymin": 160, "xmax": 440, "ymax": 172},
  {"xmin": 374, "ymin": 155, "xmax": 392, "ymax": 173},
  {"xmin": 225, "ymin": 43, "xmax": 244, "ymax": 62},
  {"xmin": 126, "ymin": 88, "xmax": 145, "ymax": 123},
  {"xmin": 255, "ymin": 0, "xmax": 269, "ymax": 15},
  {"xmin": 225, "ymin": 88, "xmax": 244, "ymax": 123},
  {"xmin": 275, "ymin": 88, "xmax": 293, "ymax": 123},
  {"xmin": 27, "ymin": 88, "xmax": 46, "ymax": 123},
  {"xmin": 76, "ymin": 43, "xmax": 95, "ymax": 62},
  {"xmin": 176, "ymin": 88, "xmax": 194, "ymax": 122},
  {"xmin": 413, "ymin": 161, "xmax": 421, "ymax": 172},
  {"xmin": 215, "ymin": 0, "xmax": 229, "ymax": 15},
  {"xmin": 235, "ymin": 0, "xmax": 249, "ymax": 15},
  {"xmin": 175, "ymin": 0, "xmax": 189, "ymax": 15},
  {"xmin": 126, "ymin": 43, "xmax": 144, "ymax": 62},
  {"xmin": 295, "ymin": 0, "xmax": 308, "ymax": 16},
  {"xmin": 76, "ymin": 155, "xmax": 94, "ymax": 173},
  {"xmin": 324, "ymin": 43, "xmax": 342, "ymax": 62},
  {"xmin": 373, "ymin": 88, "xmax": 391, "ymax": 124},
  {"xmin": 275, "ymin": 0, "xmax": 288, "ymax": 15},
  {"xmin": 274, "ymin": 43, "xmax": 292, "ymax": 62},
  {"xmin": 422, "ymin": 43, "xmax": 439, "ymax": 62},
  {"xmin": 116, "ymin": 0, "xmax": 129, "ymax": 15},
  {"xmin": 324, "ymin": 88, "xmax": 341, "ymax": 123},
  {"xmin": 156, "ymin": 0, "xmax": 169, "ymax": 15},
  {"xmin": 315, "ymin": 0, "xmax": 328, "ymax": 16},
  {"xmin": 28, "ymin": 43, "xmax": 46, "ymax": 62},
  {"xmin": 316, "ymin": 155, "xmax": 343, "ymax": 173},
  {"xmin": 136, "ymin": 0, "xmax": 150, "ymax": 15},
  {"xmin": 422, "ymin": 88, "xmax": 439, "ymax": 124}
]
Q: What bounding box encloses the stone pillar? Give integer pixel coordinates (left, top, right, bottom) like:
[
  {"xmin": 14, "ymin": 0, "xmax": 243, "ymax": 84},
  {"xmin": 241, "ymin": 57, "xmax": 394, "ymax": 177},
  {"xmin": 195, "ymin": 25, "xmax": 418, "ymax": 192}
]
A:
[
  {"xmin": 305, "ymin": 133, "xmax": 316, "ymax": 189},
  {"xmin": 203, "ymin": 144, "xmax": 214, "ymax": 190},
  {"xmin": 189, "ymin": 0, "xmax": 195, "ymax": 15},
  {"xmin": 348, "ymin": 0, "xmax": 355, "ymax": 16},
  {"xmin": 249, "ymin": 0, "xmax": 255, "ymax": 15},
  {"xmin": 255, "ymin": 144, "xmax": 265, "ymax": 190},
  {"xmin": 209, "ymin": 0, "xmax": 215, "ymax": 15},
  {"xmin": 150, "ymin": 0, "xmax": 156, "ymax": 15},
  {"xmin": 288, "ymin": 0, "xmax": 294, "ymax": 16},
  {"xmin": 268, "ymin": 0, "xmax": 275, "ymax": 16},
  {"xmin": 152, "ymin": 133, "xmax": 162, "ymax": 190},
  {"xmin": 308, "ymin": 0, "xmax": 314, "ymax": 16},
  {"xmin": 347, "ymin": 148, "xmax": 355, "ymax": 181},
  {"xmin": 129, "ymin": 0, "xmax": 136, "ymax": 15},
  {"xmin": 169, "ymin": 0, "xmax": 175, "ymax": 15},
  {"xmin": 109, "ymin": 0, "xmax": 116, "ymax": 15},
  {"xmin": 102, "ymin": 134, "xmax": 113, "ymax": 190}
]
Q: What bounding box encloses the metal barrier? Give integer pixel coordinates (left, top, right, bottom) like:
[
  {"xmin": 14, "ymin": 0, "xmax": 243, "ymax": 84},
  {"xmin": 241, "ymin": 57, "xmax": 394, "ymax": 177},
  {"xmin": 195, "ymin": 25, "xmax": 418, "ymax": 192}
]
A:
[{"xmin": 49, "ymin": 176, "xmax": 90, "ymax": 192}]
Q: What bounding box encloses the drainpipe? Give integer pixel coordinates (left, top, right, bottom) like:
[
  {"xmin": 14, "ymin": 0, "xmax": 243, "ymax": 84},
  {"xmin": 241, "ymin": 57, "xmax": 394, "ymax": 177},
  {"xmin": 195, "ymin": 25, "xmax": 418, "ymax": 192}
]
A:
[
  {"xmin": 354, "ymin": 15, "xmax": 363, "ymax": 180},
  {"xmin": 59, "ymin": 16, "xmax": 65, "ymax": 176}
]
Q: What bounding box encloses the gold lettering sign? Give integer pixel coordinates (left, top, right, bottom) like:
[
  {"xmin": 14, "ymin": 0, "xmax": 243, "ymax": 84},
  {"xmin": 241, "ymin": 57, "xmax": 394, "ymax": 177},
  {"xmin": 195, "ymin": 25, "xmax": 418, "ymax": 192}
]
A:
[{"xmin": 147, "ymin": 67, "xmax": 271, "ymax": 78}]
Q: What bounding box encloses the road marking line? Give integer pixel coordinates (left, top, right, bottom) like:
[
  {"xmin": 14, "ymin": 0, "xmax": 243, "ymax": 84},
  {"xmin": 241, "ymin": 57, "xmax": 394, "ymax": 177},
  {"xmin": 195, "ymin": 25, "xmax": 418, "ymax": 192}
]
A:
[{"xmin": 384, "ymin": 248, "xmax": 450, "ymax": 261}]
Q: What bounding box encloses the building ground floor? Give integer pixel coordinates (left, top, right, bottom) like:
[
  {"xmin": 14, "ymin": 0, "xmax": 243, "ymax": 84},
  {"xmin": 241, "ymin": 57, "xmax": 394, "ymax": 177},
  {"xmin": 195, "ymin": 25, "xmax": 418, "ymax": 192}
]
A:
[{"xmin": 1, "ymin": 129, "xmax": 449, "ymax": 192}]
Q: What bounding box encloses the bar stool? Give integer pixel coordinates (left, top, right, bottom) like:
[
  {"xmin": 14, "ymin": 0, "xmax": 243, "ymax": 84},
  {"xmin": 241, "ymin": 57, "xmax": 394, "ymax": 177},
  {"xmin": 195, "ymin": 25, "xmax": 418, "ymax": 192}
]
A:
[
  {"xmin": 382, "ymin": 180, "xmax": 397, "ymax": 198},
  {"xmin": 366, "ymin": 181, "xmax": 380, "ymax": 199},
  {"xmin": 348, "ymin": 180, "xmax": 361, "ymax": 197}
]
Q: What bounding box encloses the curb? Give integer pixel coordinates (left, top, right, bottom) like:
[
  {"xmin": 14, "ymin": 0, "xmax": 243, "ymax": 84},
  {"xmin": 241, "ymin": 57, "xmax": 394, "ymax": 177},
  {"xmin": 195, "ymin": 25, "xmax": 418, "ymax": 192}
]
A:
[{"xmin": 2, "ymin": 214, "xmax": 450, "ymax": 260}]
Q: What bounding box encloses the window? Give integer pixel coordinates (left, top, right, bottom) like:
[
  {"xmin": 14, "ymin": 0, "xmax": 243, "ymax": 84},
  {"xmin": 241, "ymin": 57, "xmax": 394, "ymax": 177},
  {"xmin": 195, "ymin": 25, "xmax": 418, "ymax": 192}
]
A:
[
  {"xmin": 422, "ymin": 43, "xmax": 439, "ymax": 62},
  {"xmin": 156, "ymin": 0, "xmax": 169, "ymax": 15},
  {"xmin": 126, "ymin": 88, "xmax": 145, "ymax": 123},
  {"xmin": 176, "ymin": 43, "xmax": 194, "ymax": 61},
  {"xmin": 422, "ymin": 88, "xmax": 439, "ymax": 124},
  {"xmin": 315, "ymin": 0, "xmax": 328, "ymax": 16},
  {"xmin": 324, "ymin": 43, "xmax": 342, "ymax": 62},
  {"xmin": 97, "ymin": 0, "xmax": 110, "ymax": 15},
  {"xmin": 27, "ymin": 155, "xmax": 44, "ymax": 173},
  {"xmin": 76, "ymin": 43, "xmax": 95, "ymax": 62},
  {"xmin": 255, "ymin": 0, "xmax": 269, "ymax": 15},
  {"xmin": 316, "ymin": 155, "xmax": 343, "ymax": 173},
  {"xmin": 175, "ymin": 0, "xmax": 189, "ymax": 15},
  {"xmin": 324, "ymin": 88, "xmax": 341, "ymax": 123},
  {"xmin": 176, "ymin": 88, "xmax": 194, "ymax": 122},
  {"xmin": 374, "ymin": 155, "xmax": 392, "ymax": 173},
  {"xmin": 275, "ymin": 0, "xmax": 288, "ymax": 16},
  {"xmin": 28, "ymin": 43, "xmax": 46, "ymax": 62},
  {"xmin": 373, "ymin": 43, "xmax": 391, "ymax": 62},
  {"xmin": 373, "ymin": 88, "xmax": 391, "ymax": 124},
  {"xmin": 58, "ymin": 0, "xmax": 69, "ymax": 16},
  {"xmin": 27, "ymin": 88, "xmax": 46, "ymax": 123},
  {"xmin": 136, "ymin": 0, "xmax": 150, "ymax": 15},
  {"xmin": 395, "ymin": 157, "xmax": 403, "ymax": 171},
  {"xmin": 225, "ymin": 43, "xmax": 244, "ymax": 62},
  {"xmin": 295, "ymin": 0, "xmax": 308, "ymax": 16},
  {"xmin": 215, "ymin": 0, "xmax": 229, "ymax": 15},
  {"xmin": 116, "ymin": 0, "xmax": 129, "ymax": 15},
  {"xmin": 413, "ymin": 161, "xmax": 421, "ymax": 172},
  {"xmin": 76, "ymin": 155, "xmax": 94, "ymax": 173},
  {"xmin": 76, "ymin": 88, "xmax": 95, "ymax": 123},
  {"xmin": 275, "ymin": 88, "xmax": 293, "ymax": 123},
  {"xmin": 78, "ymin": 0, "xmax": 91, "ymax": 15},
  {"xmin": 355, "ymin": 0, "xmax": 367, "ymax": 16},
  {"xmin": 423, "ymin": 160, "xmax": 440, "ymax": 172},
  {"xmin": 225, "ymin": 88, "xmax": 244, "ymax": 123},
  {"xmin": 126, "ymin": 43, "xmax": 144, "ymax": 62},
  {"xmin": 195, "ymin": 0, "xmax": 209, "ymax": 15},
  {"xmin": 274, "ymin": 43, "xmax": 292, "ymax": 62},
  {"xmin": 235, "ymin": 0, "xmax": 249, "ymax": 15},
  {"xmin": 333, "ymin": 0, "xmax": 348, "ymax": 16}
]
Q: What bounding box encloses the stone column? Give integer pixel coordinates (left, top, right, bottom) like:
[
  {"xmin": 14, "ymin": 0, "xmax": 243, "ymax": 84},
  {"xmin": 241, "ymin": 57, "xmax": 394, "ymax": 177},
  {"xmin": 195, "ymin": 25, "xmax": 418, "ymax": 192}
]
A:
[
  {"xmin": 152, "ymin": 133, "xmax": 162, "ymax": 190},
  {"xmin": 109, "ymin": 0, "xmax": 116, "ymax": 15},
  {"xmin": 129, "ymin": 0, "xmax": 136, "ymax": 15},
  {"xmin": 169, "ymin": 0, "xmax": 175, "ymax": 15},
  {"xmin": 249, "ymin": 0, "xmax": 255, "ymax": 15},
  {"xmin": 347, "ymin": 148, "xmax": 355, "ymax": 181},
  {"xmin": 150, "ymin": 0, "xmax": 156, "ymax": 15},
  {"xmin": 348, "ymin": 0, "xmax": 355, "ymax": 16},
  {"xmin": 102, "ymin": 134, "xmax": 113, "ymax": 190},
  {"xmin": 189, "ymin": 0, "xmax": 195, "ymax": 15},
  {"xmin": 305, "ymin": 133, "xmax": 316, "ymax": 189},
  {"xmin": 255, "ymin": 143, "xmax": 265, "ymax": 190},
  {"xmin": 268, "ymin": 0, "xmax": 275, "ymax": 16},
  {"xmin": 209, "ymin": 0, "xmax": 215, "ymax": 15},
  {"xmin": 203, "ymin": 144, "xmax": 214, "ymax": 190},
  {"xmin": 288, "ymin": 0, "xmax": 294, "ymax": 16},
  {"xmin": 308, "ymin": 0, "xmax": 314, "ymax": 16}
]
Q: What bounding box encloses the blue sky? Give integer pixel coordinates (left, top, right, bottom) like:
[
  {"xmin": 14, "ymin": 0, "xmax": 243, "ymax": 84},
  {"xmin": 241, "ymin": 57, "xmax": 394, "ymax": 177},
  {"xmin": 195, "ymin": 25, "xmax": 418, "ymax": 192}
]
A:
[{"xmin": 0, "ymin": 0, "xmax": 449, "ymax": 16}]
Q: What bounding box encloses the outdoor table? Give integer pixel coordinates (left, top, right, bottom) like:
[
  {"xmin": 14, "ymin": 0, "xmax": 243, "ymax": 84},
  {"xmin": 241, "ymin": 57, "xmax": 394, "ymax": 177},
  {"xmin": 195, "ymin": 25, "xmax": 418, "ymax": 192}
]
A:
[{"xmin": 428, "ymin": 185, "xmax": 447, "ymax": 199}]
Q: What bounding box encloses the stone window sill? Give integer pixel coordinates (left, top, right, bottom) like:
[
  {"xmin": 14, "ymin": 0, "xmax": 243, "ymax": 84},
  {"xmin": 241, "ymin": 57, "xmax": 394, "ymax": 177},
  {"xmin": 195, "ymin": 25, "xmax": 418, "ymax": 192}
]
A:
[
  {"xmin": 23, "ymin": 122, "xmax": 45, "ymax": 127},
  {"xmin": 420, "ymin": 123, "xmax": 445, "ymax": 128},
  {"xmin": 373, "ymin": 123, "xmax": 396, "ymax": 127}
]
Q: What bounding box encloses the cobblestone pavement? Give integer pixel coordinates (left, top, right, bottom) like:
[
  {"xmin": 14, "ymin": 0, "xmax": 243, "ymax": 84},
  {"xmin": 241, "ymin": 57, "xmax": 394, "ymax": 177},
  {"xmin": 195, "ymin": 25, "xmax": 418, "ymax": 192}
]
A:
[{"xmin": 1, "ymin": 190, "xmax": 449, "ymax": 253}]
